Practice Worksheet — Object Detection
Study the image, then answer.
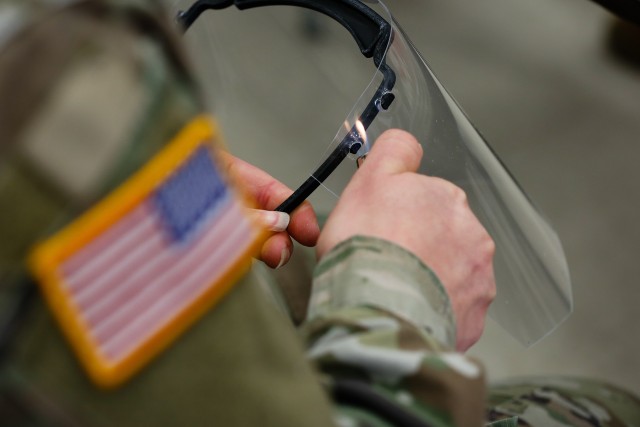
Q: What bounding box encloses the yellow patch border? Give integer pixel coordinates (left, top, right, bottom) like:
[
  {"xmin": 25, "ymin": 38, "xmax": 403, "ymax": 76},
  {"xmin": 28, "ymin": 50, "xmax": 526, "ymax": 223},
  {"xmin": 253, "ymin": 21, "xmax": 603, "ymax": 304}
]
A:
[{"xmin": 28, "ymin": 116, "xmax": 264, "ymax": 388}]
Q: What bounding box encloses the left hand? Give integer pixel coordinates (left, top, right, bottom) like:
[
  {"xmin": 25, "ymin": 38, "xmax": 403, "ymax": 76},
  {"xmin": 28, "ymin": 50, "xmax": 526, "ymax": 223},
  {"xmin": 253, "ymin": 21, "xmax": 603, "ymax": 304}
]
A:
[{"xmin": 218, "ymin": 151, "xmax": 320, "ymax": 269}]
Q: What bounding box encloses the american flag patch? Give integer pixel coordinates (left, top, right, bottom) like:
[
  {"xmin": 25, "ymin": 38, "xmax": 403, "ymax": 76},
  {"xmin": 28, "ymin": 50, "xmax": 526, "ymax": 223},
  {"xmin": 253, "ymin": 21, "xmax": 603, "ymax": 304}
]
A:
[{"xmin": 29, "ymin": 117, "xmax": 263, "ymax": 388}]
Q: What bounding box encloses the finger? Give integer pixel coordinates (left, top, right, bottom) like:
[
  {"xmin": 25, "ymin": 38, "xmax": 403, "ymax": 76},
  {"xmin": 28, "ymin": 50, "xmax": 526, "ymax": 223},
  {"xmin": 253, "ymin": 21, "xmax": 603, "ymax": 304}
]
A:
[
  {"xmin": 218, "ymin": 151, "xmax": 294, "ymax": 210},
  {"xmin": 359, "ymin": 129, "xmax": 423, "ymax": 177},
  {"xmin": 260, "ymin": 232, "xmax": 293, "ymax": 269},
  {"xmin": 248, "ymin": 209, "xmax": 290, "ymax": 232},
  {"xmin": 219, "ymin": 151, "xmax": 319, "ymax": 246},
  {"xmin": 287, "ymin": 201, "xmax": 320, "ymax": 247}
]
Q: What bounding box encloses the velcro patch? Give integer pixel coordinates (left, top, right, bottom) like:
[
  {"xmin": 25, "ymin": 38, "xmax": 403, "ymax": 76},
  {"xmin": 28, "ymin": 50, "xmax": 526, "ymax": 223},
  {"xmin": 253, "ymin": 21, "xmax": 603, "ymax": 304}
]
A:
[{"xmin": 29, "ymin": 116, "xmax": 264, "ymax": 388}]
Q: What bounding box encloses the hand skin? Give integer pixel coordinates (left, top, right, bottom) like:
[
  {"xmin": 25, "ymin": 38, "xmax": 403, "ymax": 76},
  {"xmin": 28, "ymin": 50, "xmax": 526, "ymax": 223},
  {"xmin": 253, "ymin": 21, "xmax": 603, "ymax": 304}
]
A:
[
  {"xmin": 218, "ymin": 151, "xmax": 320, "ymax": 269},
  {"xmin": 317, "ymin": 129, "xmax": 496, "ymax": 351}
]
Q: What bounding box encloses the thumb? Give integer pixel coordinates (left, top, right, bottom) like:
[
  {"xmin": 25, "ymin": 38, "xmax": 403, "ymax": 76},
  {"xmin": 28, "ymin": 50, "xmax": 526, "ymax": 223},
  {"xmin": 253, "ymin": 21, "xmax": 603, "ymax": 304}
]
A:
[{"xmin": 358, "ymin": 129, "xmax": 423, "ymax": 177}]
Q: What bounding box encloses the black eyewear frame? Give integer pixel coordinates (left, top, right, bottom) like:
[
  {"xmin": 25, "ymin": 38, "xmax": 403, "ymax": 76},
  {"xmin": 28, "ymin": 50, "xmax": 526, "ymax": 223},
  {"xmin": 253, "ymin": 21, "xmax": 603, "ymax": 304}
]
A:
[{"xmin": 177, "ymin": 0, "xmax": 397, "ymax": 213}]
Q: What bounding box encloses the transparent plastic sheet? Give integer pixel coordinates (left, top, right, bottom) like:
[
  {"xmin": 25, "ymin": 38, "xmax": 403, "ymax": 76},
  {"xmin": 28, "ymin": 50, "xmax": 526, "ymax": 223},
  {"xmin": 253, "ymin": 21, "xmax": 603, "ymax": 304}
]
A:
[
  {"xmin": 172, "ymin": 1, "xmax": 375, "ymax": 200},
  {"xmin": 173, "ymin": 0, "xmax": 572, "ymax": 346}
]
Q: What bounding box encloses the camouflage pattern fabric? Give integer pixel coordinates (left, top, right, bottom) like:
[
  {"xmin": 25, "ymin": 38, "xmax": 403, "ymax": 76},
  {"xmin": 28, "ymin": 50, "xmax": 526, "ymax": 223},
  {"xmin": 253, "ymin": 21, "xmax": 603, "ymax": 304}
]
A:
[
  {"xmin": 0, "ymin": 0, "xmax": 201, "ymax": 276},
  {"xmin": 486, "ymin": 377, "xmax": 640, "ymax": 426},
  {"xmin": 303, "ymin": 236, "xmax": 640, "ymax": 427}
]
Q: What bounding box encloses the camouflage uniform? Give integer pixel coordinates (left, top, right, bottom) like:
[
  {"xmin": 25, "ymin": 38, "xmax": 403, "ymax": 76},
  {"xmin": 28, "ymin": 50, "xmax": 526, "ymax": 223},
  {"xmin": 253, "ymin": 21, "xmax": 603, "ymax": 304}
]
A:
[
  {"xmin": 0, "ymin": 1, "xmax": 638, "ymax": 426},
  {"xmin": 303, "ymin": 237, "xmax": 640, "ymax": 427}
]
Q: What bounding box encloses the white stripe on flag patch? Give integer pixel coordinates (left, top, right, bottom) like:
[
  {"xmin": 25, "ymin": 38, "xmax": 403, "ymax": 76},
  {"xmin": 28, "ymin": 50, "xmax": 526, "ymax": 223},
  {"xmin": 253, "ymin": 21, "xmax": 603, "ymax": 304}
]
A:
[
  {"xmin": 89, "ymin": 198, "xmax": 236, "ymax": 341},
  {"xmin": 61, "ymin": 204, "xmax": 154, "ymax": 289},
  {"xmin": 58, "ymin": 160, "xmax": 255, "ymax": 364},
  {"xmin": 102, "ymin": 216, "xmax": 253, "ymax": 360}
]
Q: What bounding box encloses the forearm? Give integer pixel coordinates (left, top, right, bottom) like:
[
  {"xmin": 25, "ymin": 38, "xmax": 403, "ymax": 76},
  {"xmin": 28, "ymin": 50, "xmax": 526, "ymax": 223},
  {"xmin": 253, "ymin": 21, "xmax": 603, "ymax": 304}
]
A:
[{"xmin": 303, "ymin": 236, "xmax": 487, "ymax": 427}]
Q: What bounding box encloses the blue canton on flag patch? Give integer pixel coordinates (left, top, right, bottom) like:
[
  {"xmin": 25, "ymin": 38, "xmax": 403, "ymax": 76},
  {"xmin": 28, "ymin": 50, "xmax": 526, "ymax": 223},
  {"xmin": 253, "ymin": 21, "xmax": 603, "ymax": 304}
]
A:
[{"xmin": 154, "ymin": 146, "xmax": 229, "ymax": 243}]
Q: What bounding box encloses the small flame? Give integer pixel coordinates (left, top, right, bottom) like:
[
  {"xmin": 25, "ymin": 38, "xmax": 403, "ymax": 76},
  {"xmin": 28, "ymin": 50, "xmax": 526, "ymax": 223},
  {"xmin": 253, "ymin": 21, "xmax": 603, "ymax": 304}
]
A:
[
  {"xmin": 355, "ymin": 119, "xmax": 368, "ymax": 149},
  {"xmin": 354, "ymin": 120, "xmax": 368, "ymax": 167}
]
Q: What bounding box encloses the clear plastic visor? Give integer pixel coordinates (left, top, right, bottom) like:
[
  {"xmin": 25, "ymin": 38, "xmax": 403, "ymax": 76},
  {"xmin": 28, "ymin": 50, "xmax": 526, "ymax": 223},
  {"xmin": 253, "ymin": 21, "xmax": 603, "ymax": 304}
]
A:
[{"xmin": 175, "ymin": 0, "xmax": 572, "ymax": 347}]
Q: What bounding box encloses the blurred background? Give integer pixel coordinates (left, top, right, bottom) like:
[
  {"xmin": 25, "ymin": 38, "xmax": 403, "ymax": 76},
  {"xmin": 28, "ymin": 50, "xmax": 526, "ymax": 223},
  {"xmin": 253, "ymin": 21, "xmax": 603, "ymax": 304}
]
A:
[
  {"xmin": 391, "ymin": 0, "xmax": 640, "ymax": 394},
  {"xmin": 177, "ymin": 0, "xmax": 640, "ymax": 392}
]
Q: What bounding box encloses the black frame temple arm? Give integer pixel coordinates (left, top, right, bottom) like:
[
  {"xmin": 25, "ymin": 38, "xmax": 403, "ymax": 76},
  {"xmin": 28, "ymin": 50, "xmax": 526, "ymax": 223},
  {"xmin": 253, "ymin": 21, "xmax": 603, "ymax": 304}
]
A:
[
  {"xmin": 177, "ymin": 0, "xmax": 397, "ymax": 214},
  {"xmin": 177, "ymin": 0, "xmax": 391, "ymax": 63}
]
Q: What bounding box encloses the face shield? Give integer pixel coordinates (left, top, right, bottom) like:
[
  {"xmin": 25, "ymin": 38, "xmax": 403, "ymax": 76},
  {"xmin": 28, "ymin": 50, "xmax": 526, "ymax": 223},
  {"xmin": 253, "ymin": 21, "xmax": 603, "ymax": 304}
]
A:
[{"xmin": 177, "ymin": 0, "xmax": 573, "ymax": 347}]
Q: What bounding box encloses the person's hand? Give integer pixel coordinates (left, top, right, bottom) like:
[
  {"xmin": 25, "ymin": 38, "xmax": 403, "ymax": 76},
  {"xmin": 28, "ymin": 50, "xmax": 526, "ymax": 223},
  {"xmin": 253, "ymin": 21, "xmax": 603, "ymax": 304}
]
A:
[
  {"xmin": 218, "ymin": 151, "xmax": 320, "ymax": 269},
  {"xmin": 317, "ymin": 130, "xmax": 496, "ymax": 351}
]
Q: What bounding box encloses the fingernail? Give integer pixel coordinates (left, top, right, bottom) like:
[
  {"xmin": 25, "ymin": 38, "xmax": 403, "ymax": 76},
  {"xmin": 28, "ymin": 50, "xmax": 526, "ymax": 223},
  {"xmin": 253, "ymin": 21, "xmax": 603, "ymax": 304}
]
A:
[
  {"xmin": 267, "ymin": 211, "xmax": 290, "ymax": 232},
  {"xmin": 276, "ymin": 247, "xmax": 290, "ymax": 269},
  {"xmin": 252, "ymin": 210, "xmax": 290, "ymax": 232}
]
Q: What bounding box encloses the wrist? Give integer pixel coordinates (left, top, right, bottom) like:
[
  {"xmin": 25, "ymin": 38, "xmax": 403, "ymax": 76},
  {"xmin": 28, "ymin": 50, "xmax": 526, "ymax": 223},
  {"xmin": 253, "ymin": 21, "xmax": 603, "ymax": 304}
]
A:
[{"xmin": 309, "ymin": 235, "xmax": 456, "ymax": 348}]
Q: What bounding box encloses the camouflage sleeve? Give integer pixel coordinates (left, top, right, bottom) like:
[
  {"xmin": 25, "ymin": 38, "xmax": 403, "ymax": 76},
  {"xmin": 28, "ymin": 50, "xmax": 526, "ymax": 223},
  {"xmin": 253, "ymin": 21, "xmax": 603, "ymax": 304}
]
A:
[
  {"xmin": 302, "ymin": 236, "xmax": 487, "ymax": 427},
  {"xmin": 486, "ymin": 377, "xmax": 640, "ymax": 427}
]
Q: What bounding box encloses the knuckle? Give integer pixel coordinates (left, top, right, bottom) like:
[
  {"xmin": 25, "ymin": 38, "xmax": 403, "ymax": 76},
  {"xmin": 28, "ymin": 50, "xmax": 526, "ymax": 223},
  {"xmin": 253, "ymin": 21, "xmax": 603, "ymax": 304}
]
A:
[
  {"xmin": 384, "ymin": 129, "xmax": 423, "ymax": 157},
  {"xmin": 483, "ymin": 234, "xmax": 496, "ymax": 259},
  {"xmin": 451, "ymin": 184, "xmax": 468, "ymax": 205},
  {"xmin": 256, "ymin": 180, "xmax": 280, "ymax": 210},
  {"xmin": 470, "ymin": 233, "xmax": 496, "ymax": 302},
  {"xmin": 485, "ymin": 273, "xmax": 497, "ymax": 301},
  {"xmin": 483, "ymin": 258, "xmax": 497, "ymax": 302},
  {"xmin": 383, "ymin": 128, "xmax": 420, "ymax": 146},
  {"xmin": 479, "ymin": 237, "xmax": 496, "ymax": 281},
  {"xmin": 476, "ymin": 223, "xmax": 495, "ymax": 259},
  {"xmin": 432, "ymin": 178, "xmax": 468, "ymax": 205}
]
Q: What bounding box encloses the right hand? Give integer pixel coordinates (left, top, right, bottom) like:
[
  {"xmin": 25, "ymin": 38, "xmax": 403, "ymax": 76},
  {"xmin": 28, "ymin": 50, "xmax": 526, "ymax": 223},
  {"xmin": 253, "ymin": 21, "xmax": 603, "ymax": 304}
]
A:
[{"xmin": 317, "ymin": 129, "xmax": 496, "ymax": 351}]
